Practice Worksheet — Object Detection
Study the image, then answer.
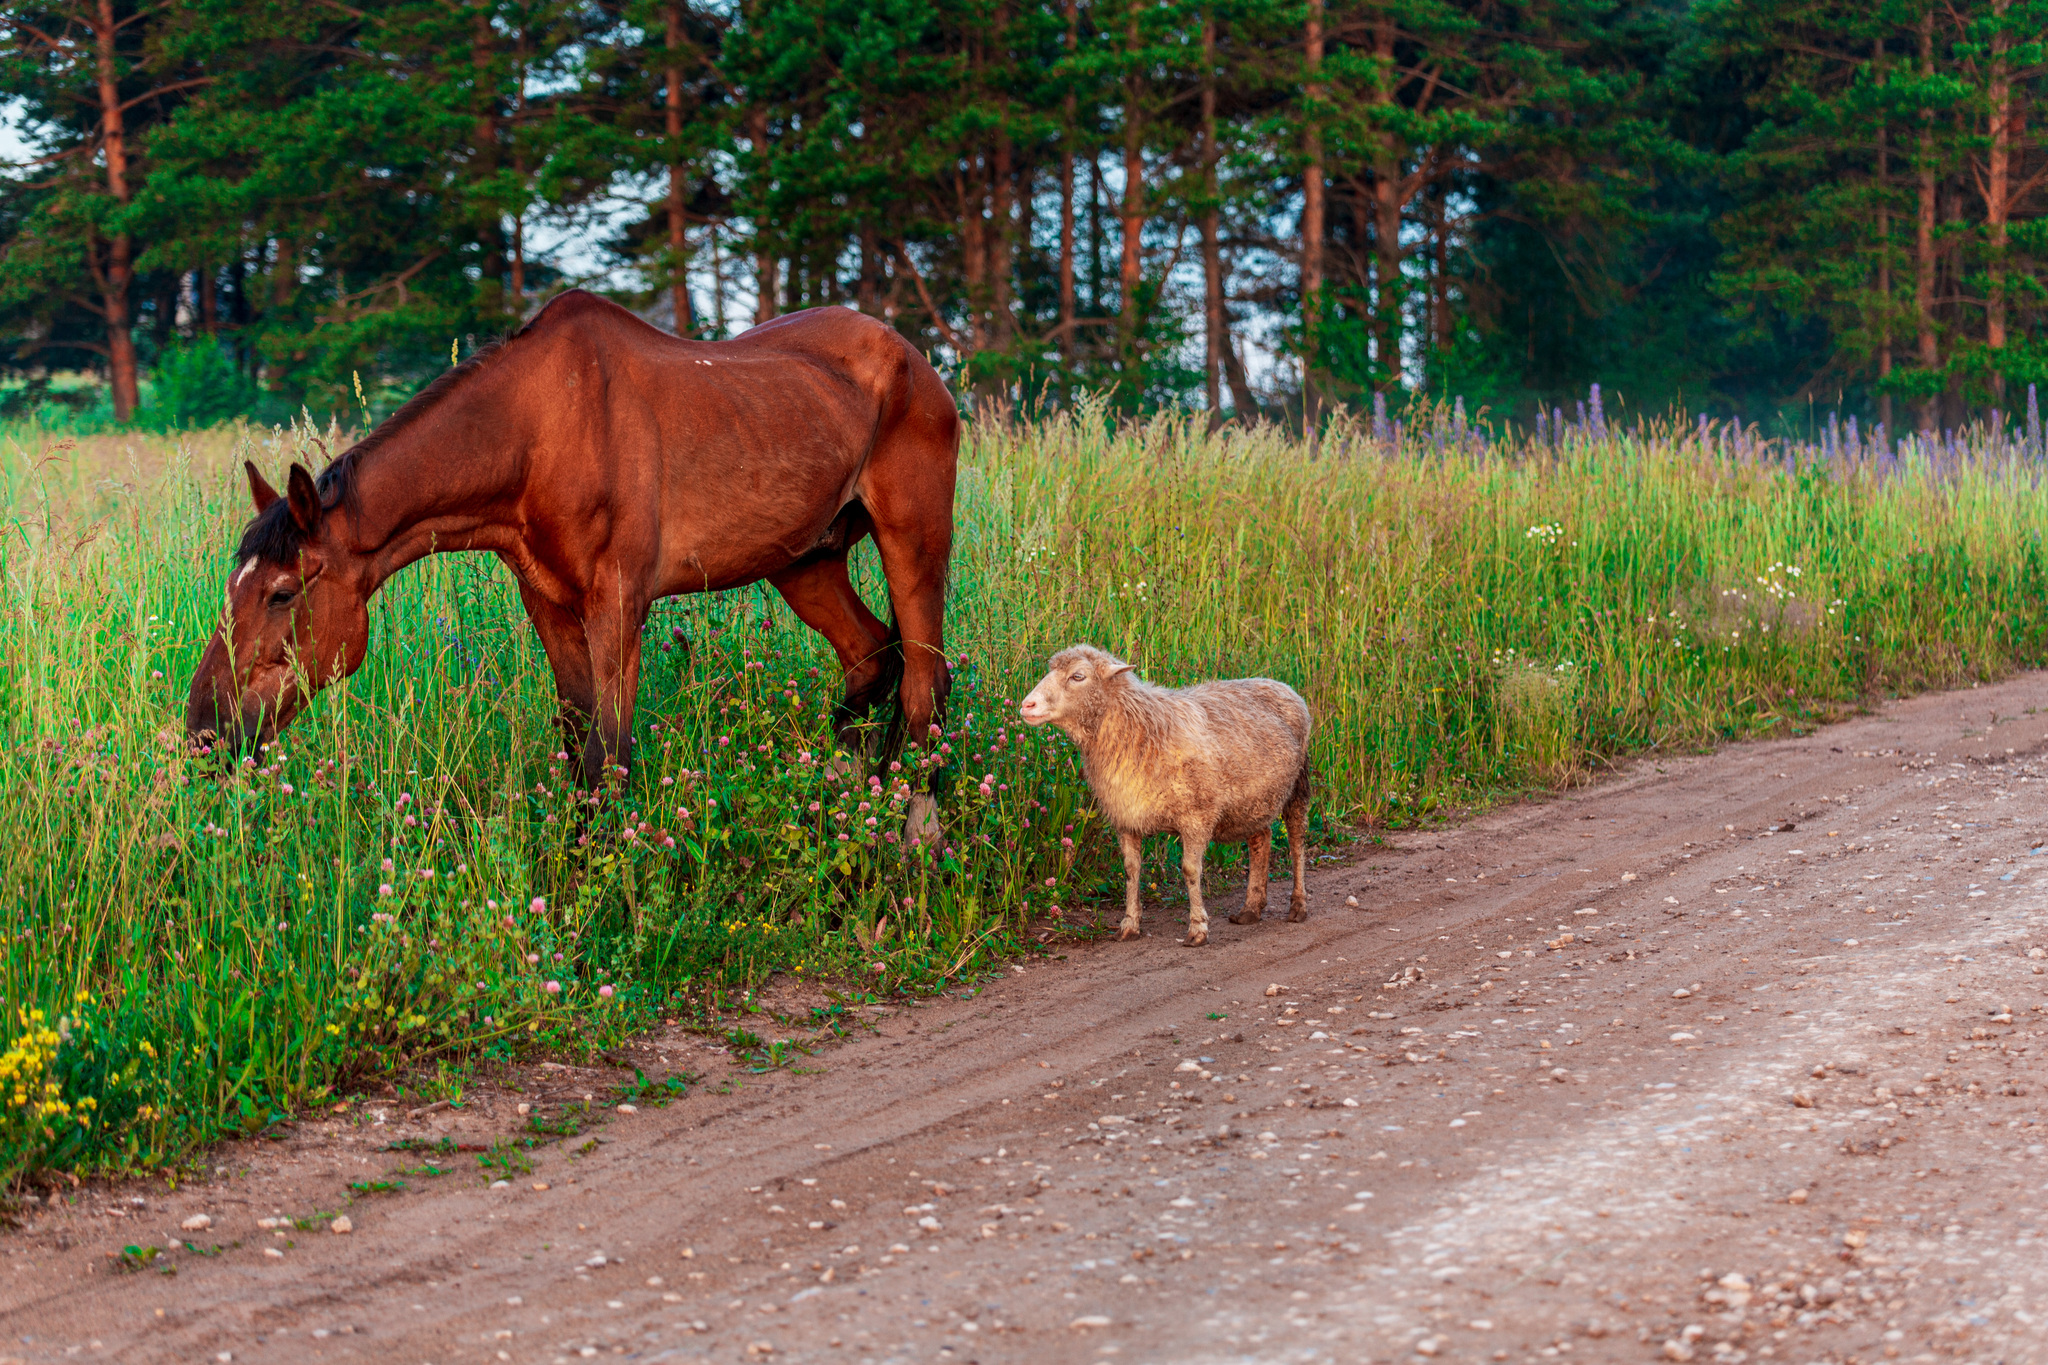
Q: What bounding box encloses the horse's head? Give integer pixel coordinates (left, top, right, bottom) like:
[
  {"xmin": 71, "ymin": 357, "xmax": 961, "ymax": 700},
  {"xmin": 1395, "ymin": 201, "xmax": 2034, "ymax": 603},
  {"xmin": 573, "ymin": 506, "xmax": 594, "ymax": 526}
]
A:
[{"xmin": 185, "ymin": 461, "xmax": 372, "ymax": 753}]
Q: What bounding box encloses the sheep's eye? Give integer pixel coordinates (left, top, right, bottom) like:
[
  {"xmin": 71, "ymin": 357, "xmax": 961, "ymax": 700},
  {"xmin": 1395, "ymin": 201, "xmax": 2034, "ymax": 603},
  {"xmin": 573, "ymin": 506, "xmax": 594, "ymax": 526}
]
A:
[
  {"xmin": 1069, "ymin": 672, "xmax": 1087, "ymax": 683},
  {"xmin": 268, "ymin": 588, "xmax": 298, "ymax": 609}
]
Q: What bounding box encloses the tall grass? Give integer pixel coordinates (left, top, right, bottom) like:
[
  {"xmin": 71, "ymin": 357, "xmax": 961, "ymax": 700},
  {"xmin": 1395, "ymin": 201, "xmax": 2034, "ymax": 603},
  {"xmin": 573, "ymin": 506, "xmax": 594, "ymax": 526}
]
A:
[
  {"xmin": 965, "ymin": 404, "xmax": 2048, "ymax": 821},
  {"xmin": 4, "ymin": 403, "xmax": 2047, "ymax": 1185}
]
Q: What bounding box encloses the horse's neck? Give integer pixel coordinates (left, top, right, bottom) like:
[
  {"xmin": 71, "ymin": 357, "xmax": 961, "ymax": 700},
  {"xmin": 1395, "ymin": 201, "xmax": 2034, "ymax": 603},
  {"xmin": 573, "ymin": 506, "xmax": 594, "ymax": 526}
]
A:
[{"xmin": 348, "ymin": 385, "xmax": 532, "ymax": 585}]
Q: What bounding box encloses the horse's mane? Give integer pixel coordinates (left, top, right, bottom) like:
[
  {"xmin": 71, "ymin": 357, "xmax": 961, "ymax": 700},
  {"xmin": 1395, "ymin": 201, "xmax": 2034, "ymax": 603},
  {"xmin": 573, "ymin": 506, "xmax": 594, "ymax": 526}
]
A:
[{"xmin": 235, "ymin": 290, "xmax": 609, "ymax": 563}]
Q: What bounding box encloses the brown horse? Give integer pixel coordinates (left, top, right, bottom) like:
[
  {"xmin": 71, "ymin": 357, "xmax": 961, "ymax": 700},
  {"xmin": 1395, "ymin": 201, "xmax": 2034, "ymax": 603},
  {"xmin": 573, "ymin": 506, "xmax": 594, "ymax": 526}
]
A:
[{"xmin": 186, "ymin": 289, "xmax": 958, "ymax": 807}]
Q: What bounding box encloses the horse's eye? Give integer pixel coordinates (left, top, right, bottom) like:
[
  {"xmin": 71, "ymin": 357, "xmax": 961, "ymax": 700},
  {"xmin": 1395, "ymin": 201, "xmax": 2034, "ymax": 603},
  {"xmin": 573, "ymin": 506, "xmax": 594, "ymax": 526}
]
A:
[{"xmin": 268, "ymin": 589, "xmax": 298, "ymax": 609}]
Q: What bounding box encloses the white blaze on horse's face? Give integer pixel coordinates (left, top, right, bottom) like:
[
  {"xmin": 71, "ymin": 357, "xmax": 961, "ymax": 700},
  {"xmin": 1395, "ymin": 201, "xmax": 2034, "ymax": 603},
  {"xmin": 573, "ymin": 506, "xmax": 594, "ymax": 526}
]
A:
[{"xmin": 225, "ymin": 557, "xmax": 257, "ymax": 616}]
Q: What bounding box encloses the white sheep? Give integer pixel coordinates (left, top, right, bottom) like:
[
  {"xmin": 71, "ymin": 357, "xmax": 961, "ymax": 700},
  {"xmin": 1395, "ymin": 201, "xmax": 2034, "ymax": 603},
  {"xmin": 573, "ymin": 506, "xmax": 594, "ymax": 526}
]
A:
[{"xmin": 1019, "ymin": 643, "xmax": 1312, "ymax": 946}]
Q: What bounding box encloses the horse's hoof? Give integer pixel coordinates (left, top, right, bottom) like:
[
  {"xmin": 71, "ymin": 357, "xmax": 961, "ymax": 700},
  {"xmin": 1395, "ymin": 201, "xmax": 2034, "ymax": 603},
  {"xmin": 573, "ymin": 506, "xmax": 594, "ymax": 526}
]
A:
[
  {"xmin": 1183, "ymin": 930, "xmax": 1207, "ymax": 947},
  {"xmin": 1288, "ymin": 907, "xmax": 1309, "ymax": 923},
  {"xmin": 1229, "ymin": 910, "xmax": 1261, "ymax": 926},
  {"xmin": 904, "ymin": 792, "xmax": 942, "ymax": 847},
  {"xmin": 1115, "ymin": 924, "xmax": 1142, "ymax": 941}
]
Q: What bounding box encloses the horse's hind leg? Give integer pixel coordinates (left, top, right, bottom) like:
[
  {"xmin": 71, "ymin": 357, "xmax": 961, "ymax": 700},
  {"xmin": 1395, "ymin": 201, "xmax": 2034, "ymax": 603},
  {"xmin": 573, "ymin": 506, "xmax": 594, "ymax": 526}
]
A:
[
  {"xmin": 767, "ymin": 555, "xmax": 896, "ymax": 761},
  {"xmin": 864, "ymin": 532, "xmax": 950, "ymax": 848},
  {"xmin": 851, "ymin": 339, "xmax": 956, "ymax": 848},
  {"xmin": 861, "ymin": 448, "xmax": 954, "ymax": 761}
]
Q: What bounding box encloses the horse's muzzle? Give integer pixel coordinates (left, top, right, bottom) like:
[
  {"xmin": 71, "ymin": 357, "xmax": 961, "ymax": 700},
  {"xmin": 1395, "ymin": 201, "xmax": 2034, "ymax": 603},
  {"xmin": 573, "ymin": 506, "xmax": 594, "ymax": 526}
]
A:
[{"xmin": 185, "ymin": 690, "xmax": 268, "ymax": 759}]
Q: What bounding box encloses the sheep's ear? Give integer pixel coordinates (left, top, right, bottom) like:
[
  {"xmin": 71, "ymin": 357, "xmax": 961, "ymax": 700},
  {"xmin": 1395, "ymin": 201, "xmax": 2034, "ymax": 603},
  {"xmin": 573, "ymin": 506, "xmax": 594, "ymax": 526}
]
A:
[{"xmin": 1106, "ymin": 662, "xmax": 1136, "ymax": 679}]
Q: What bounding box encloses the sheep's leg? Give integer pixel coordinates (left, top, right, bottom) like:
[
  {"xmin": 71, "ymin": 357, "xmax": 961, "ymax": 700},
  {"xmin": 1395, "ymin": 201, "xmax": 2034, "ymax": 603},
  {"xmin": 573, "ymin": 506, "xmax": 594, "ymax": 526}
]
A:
[
  {"xmin": 1181, "ymin": 831, "xmax": 1213, "ymax": 947},
  {"xmin": 1230, "ymin": 828, "xmax": 1271, "ymax": 926},
  {"xmin": 1284, "ymin": 759, "xmax": 1312, "ymax": 922},
  {"xmin": 1116, "ymin": 830, "xmax": 1145, "ymax": 940}
]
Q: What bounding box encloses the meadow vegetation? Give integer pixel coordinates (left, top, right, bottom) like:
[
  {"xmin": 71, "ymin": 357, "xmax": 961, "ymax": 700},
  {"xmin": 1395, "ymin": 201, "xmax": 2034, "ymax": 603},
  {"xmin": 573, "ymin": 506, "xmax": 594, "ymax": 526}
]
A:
[{"xmin": 4, "ymin": 404, "xmax": 2047, "ymax": 1186}]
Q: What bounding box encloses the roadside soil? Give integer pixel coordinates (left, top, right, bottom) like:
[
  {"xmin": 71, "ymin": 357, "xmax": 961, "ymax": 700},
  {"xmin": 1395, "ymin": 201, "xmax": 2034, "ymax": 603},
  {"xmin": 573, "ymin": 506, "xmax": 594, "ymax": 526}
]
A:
[{"xmin": 6, "ymin": 675, "xmax": 2048, "ymax": 1365}]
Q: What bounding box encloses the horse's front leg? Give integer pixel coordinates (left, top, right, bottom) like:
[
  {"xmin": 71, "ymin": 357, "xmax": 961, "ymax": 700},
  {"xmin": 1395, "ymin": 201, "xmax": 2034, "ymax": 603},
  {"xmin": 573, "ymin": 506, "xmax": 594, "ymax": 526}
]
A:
[
  {"xmin": 581, "ymin": 593, "xmax": 649, "ymax": 790},
  {"xmin": 514, "ymin": 578, "xmax": 598, "ymax": 779}
]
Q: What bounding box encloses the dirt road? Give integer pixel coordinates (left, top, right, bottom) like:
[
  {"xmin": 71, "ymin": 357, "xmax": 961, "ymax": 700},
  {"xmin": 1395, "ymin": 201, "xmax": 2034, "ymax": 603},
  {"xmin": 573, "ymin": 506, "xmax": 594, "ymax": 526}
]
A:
[{"xmin": 7, "ymin": 676, "xmax": 2048, "ymax": 1365}]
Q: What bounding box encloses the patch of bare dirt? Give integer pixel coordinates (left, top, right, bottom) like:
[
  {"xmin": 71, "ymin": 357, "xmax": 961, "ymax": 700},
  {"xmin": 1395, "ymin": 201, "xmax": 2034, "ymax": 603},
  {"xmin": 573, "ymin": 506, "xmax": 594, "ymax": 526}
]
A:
[{"xmin": 6, "ymin": 678, "xmax": 2048, "ymax": 1365}]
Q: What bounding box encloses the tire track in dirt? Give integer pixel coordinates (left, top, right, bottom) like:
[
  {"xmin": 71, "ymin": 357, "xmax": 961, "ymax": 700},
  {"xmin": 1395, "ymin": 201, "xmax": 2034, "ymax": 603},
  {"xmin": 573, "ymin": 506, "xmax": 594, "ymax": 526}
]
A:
[{"xmin": 6, "ymin": 678, "xmax": 2048, "ymax": 1365}]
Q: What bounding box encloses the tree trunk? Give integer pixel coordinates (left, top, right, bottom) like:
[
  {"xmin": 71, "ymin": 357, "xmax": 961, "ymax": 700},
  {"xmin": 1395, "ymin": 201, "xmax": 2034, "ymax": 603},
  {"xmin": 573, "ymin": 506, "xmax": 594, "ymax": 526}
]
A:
[
  {"xmin": 1876, "ymin": 37, "xmax": 1892, "ymax": 432},
  {"xmin": 750, "ymin": 108, "xmax": 777, "ymax": 323},
  {"xmin": 1301, "ymin": 0, "xmax": 1325, "ymax": 425},
  {"xmin": 857, "ymin": 225, "xmax": 881, "ymax": 314},
  {"xmin": 511, "ymin": 211, "xmax": 525, "ymax": 305},
  {"xmin": 1200, "ymin": 9, "xmax": 1223, "ymax": 415},
  {"xmin": 264, "ymin": 237, "xmax": 295, "ymax": 388},
  {"xmin": 228, "ymin": 253, "xmax": 249, "ymax": 328},
  {"xmin": 1119, "ymin": 6, "xmax": 1145, "ymax": 356},
  {"xmin": 961, "ymin": 160, "xmax": 988, "ymax": 350},
  {"xmin": 1222, "ymin": 328, "xmax": 1260, "ymax": 415},
  {"xmin": 1984, "ymin": 0, "xmax": 2010, "ymax": 400},
  {"xmin": 1017, "ymin": 155, "xmax": 1035, "ymax": 293},
  {"xmin": 709, "ymin": 223, "xmax": 727, "ymax": 334},
  {"xmin": 473, "ymin": 5, "xmax": 503, "ymax": 294},
  {"xmin": 1090, "ymin": 153, "xmax": 1105, "ymax": 311},
  {"xmin": 1942, "ymin": 179, "xmax": 1965, "ymax": 430},
  {"xmin": 92, "ymin": 0, "xmax": 138, "ymax": 422},
  {"xmin": 1059, "ymin": 0, "xmax": 1078, "ymax": 348},
  {"xmin": 989, "ymin": 5, "xmax": 1013, "ymax": 353},
  {"xmin": 1914, "ymin": 9, "xmax": 1938, "ymax": 433},
  {"xmin": 198, "ymin": 264, "xmax": 217, "ymax": 333},
  {"xmin": 1371, "ymin": 18, "xmax": 1403, "ymax": 391},
  {"xmin": 1430, "ymin": 176, "xmax": 1451, "ymax": 356},
  {"xmin": 666, "ymin": 3, "xmax": 693, "ymax": 336},
  {"xmin": 992, "ymin": 128, "xmax": 1014, "ymax": 350}
]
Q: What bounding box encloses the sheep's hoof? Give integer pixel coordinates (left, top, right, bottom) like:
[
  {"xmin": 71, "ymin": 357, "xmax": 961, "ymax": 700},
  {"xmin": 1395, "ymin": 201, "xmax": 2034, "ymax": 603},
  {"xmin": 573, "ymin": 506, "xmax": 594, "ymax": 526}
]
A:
[
  {"xmin": 1182, "ymin": 929, "xmax": 1207, "ymax": 947},
  {"xmin": 1229, "ymin": 909, "xmax": 1261, "ymax": 926},
  {"xmin": 1287, "ymin": 905, "xmax": 1309, "ymax": 923},
  {"xmin": 1115, "ymin": 923, "xmax": 1142, "ymax": 941}
]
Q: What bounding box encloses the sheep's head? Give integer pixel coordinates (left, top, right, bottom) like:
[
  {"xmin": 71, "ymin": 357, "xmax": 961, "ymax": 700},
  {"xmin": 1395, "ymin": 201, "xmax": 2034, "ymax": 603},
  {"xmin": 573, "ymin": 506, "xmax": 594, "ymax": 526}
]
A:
[{"xmin": 1019, "ymin": 643, "xmax": 1135, "ymax": 732}]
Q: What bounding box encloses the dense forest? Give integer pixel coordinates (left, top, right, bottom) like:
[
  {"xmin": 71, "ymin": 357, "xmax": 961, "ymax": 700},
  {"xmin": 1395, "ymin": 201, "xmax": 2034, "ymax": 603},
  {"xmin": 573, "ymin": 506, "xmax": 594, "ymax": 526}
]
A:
[{"xmin": 2, "ymin": 0, "xmax": 2046, "ymax": 432}]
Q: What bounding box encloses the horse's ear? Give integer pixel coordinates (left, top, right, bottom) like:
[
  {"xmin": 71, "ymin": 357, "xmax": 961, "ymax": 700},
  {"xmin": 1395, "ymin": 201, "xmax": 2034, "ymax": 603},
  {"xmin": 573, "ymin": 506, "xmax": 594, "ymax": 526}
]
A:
[
  {"xmin": 245, "ymin": 461, "xmax": 280, "ymax": 513},
  {"xmin": 286, "ymin": 463, "xmax": 322, "ymax": 535}
]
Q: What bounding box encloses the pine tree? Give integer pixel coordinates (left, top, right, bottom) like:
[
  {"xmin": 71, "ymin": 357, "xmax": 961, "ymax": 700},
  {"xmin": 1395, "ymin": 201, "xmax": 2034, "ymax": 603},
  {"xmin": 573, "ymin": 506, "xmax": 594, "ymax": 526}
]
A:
[{"xmin": 0, "ymin": 1, "xmax": 204, "ymax": 420}]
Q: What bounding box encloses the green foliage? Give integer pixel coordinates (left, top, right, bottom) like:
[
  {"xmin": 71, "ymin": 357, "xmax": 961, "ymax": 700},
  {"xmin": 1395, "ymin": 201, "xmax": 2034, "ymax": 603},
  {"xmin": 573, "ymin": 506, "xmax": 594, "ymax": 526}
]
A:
[
  {"xmin": 142, "ymin": 342, "xmax": 263, "ymax": 432},
  {"xmin": 12, "ymin": 0, "xmax": 2046, "ymax": 427}
]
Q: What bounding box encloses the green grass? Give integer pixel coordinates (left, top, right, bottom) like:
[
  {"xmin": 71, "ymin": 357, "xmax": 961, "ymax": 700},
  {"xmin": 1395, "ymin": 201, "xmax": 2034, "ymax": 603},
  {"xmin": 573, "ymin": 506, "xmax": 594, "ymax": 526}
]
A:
[{"xmin": 4, "ymin": 404, "xmax": 2047, "ymax": 1186}]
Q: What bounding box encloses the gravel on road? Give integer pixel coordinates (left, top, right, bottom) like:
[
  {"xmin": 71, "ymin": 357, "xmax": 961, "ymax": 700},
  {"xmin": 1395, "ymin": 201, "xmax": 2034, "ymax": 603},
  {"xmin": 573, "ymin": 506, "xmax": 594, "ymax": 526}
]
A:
[{"xmin": 6, "ymin": 676, "xmax": 2048, "ymax": 1365}]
